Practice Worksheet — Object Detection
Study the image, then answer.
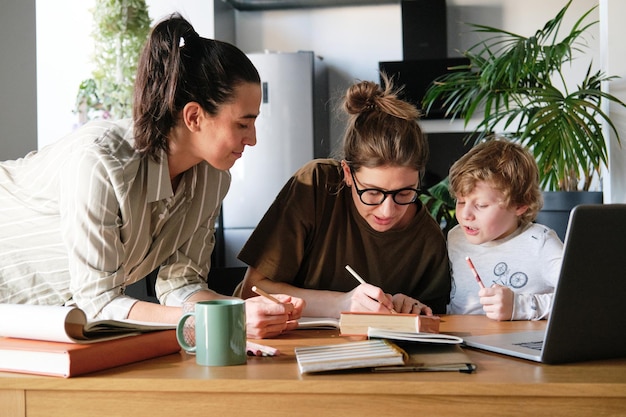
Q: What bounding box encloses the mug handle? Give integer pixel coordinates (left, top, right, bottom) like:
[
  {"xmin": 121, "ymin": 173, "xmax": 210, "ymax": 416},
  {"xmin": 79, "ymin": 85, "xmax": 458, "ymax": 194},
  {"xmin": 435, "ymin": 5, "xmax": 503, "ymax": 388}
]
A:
[{"xmin": 176, "ymin": 312, "xmax": 196, "ymax": 352}]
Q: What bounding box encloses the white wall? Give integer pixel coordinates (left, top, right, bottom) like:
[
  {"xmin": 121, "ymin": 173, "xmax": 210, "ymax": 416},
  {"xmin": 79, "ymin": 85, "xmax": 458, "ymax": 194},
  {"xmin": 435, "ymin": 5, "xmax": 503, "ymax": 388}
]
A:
[
  {"xmin": 145, "ymin": 0, "xmax": 226, "ymax": 38},
  {"xmin": 0, "ymin": 1, "xmax": 37, "ymax": 160},
  {"xmin": 234, "ymin": 0, "xmax": 604, "ymax": 151},
  {"xmin": 36, "ymin": 0, "xmax": 229, "ymax": 150},
  {"xmin": 23, "ymin": 0, "xmax": 625, "ymax": 199},
  {"xmin": 601, "ymin": 0, "xmax": 626, "ymax": 203},
  {"xmin": 235, "ymin": 5, "xmax": 402, "ymax": 151},
  {"xmin": 36, "ymin": 0, "xmax": 95, "ymax": 150}
]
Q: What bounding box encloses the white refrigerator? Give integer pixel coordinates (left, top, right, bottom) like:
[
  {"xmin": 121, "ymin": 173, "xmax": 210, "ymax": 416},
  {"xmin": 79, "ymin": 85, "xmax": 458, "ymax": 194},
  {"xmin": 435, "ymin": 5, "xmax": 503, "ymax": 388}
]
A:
[{"xmin": 220, "ymin": 51, "xmax": 329, "ymax": 267}]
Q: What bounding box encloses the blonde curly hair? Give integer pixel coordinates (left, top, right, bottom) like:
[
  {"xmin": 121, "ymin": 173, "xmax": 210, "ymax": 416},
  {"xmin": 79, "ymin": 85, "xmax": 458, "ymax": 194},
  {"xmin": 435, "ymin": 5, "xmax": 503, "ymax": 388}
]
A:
[{"xmin": 449, "ymin": 138, "xmax": 543, "ymax": 224}]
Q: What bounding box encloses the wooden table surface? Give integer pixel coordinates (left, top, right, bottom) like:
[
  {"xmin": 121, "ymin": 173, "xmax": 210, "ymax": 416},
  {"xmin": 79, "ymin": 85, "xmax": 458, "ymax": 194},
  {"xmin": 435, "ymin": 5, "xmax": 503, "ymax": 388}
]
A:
[{"xmin": 1, "ymin": 315, "xmax": 625, "ymax": 417}]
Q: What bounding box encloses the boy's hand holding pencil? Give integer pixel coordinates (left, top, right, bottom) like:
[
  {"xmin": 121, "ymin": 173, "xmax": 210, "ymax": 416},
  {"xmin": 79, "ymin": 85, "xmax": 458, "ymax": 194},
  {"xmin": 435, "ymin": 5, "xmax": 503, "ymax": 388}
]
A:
[{"xmin": 465, "ymin": 256, "xmax": 515, "ymax": 321}]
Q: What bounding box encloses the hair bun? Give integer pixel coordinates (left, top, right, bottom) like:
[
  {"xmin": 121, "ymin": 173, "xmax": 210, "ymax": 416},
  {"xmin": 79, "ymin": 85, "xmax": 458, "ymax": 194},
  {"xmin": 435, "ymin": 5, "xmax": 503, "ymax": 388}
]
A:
[{"xmin": 344, "ymin": 80, "xmax": 382, "ymax": 115}]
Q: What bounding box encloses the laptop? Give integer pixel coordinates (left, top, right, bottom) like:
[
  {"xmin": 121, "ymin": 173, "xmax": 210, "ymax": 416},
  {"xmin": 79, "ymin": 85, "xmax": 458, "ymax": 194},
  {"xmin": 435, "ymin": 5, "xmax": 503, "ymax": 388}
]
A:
[{"xmin": 462, "ymin": 204, "xmax": 626, "ymax": 364}]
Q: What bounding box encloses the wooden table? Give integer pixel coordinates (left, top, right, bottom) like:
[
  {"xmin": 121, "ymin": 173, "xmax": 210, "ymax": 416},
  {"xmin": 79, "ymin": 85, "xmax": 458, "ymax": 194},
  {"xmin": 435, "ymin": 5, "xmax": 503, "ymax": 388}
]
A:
[{"xmin": 1, "ymin": 315, "xmax": 625, "ymax": 417}]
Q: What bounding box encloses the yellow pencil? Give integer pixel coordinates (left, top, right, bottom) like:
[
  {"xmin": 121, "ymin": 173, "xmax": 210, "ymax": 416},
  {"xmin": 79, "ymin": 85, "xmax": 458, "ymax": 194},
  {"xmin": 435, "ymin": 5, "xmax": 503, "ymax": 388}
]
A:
[
  {"xmin": 251, "ymin": 285, "xmax": 283, "ymax": 304},
  {"xmin": 344, "ymin": 265, "xmax": 397, "ymax": 314}
]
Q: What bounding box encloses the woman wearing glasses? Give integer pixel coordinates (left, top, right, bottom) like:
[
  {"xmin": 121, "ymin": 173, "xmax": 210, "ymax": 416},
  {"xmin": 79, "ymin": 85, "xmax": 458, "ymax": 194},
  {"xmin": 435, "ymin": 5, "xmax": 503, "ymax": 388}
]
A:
[{"xmin": 235, "ymin": 76, "xmax": 450, "ymax": 318}]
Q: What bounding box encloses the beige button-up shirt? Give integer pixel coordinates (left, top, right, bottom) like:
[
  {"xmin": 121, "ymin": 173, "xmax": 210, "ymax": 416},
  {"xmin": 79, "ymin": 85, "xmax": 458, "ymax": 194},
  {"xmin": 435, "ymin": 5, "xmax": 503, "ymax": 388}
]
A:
[{"xmin": 0, "ymin": 119, "xmax": 229, "ymax": 320}]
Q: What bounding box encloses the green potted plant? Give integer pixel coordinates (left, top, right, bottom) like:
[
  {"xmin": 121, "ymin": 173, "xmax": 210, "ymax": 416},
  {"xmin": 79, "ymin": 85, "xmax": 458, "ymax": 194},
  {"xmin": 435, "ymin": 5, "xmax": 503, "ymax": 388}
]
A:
[
  {"xmin": 421, "ymin": 0, "xmax": 625, "ymax": 238},
  {"xmin": 75, "ymin": 0, "xmax": 151, "ymax": 123},
  {"xmin": 419, "ymin": 177, "xmax": 457, "ymax": 235}
]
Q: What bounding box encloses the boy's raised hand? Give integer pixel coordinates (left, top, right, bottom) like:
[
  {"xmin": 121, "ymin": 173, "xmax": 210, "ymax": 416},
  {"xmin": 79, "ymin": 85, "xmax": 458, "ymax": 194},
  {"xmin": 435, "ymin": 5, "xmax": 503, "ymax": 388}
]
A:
[{"xmin": 479, "ymin": 285, "xmax": 514, "ymax": 321}]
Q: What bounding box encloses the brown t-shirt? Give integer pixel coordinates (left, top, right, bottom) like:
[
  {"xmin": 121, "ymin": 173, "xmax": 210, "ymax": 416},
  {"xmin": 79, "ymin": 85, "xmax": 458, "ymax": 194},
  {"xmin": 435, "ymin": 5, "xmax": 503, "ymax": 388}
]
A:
[{"xmin": 237, "ymin": 159, "xmax": 451, "ymax": 313}]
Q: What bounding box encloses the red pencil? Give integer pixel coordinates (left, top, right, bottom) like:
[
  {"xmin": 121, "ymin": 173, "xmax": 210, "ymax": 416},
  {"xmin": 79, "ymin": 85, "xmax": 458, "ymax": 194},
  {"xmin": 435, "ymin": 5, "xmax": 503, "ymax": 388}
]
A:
[{"xmin": 465, "ymin": 256, "xmax": 486, "ymax": 289}]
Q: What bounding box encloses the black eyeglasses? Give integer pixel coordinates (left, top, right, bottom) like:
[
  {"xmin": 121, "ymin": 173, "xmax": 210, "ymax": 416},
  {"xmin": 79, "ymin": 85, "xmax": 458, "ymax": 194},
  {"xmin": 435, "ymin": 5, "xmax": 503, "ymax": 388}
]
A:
[{"xmin": 349, "ymin": 169, "xmax": 420, "ymax": 206}]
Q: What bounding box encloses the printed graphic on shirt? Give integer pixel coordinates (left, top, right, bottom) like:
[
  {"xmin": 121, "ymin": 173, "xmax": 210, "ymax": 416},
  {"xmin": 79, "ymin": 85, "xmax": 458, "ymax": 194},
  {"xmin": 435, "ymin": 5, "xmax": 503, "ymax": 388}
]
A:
[{"xmin": 490, "ymin": 262, "xmax": 528, "ymax": 289}]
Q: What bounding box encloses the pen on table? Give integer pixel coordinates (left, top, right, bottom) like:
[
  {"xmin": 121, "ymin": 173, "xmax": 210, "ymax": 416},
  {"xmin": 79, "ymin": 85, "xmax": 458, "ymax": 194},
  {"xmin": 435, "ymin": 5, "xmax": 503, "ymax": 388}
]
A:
[
  {"xmin": 344, "ymin": 265, "xmax": 397, "ymax": 314},
  {"xmin": 251, "ymin": 285, "xmax": 283, "ymax": 304},
  {"xmin": 465, "ymin": 256, "xmax": 486, "ymax": 289}
]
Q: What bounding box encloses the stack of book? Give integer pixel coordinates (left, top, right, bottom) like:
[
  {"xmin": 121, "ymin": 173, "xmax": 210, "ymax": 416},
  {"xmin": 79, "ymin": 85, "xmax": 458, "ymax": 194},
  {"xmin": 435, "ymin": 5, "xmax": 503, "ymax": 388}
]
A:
[
  {"xmin": 0, "ymin": 304, "xmax": 180, "ymax": 377},
  {"xmin": 295, "ymin": 312, "xmax": 476, "ymax": 374}
]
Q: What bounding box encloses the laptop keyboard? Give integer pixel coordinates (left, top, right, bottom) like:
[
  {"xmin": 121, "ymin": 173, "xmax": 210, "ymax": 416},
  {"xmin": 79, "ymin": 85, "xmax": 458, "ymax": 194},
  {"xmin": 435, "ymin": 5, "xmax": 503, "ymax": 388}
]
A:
[{"xmin": 515, "ymin": 340, "xmax": 544, "ymax": 351}]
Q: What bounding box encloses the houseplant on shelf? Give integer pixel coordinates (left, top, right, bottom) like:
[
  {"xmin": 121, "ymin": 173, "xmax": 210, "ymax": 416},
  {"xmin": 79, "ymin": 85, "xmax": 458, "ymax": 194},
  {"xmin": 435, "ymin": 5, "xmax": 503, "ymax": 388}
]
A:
[
  {"xmin": 421, "ymin": 0, "xmax": 625, "ymax": 238},
  {"xmin": 75, "ymin": 0, "xmax": 151, "ymax": 123}
]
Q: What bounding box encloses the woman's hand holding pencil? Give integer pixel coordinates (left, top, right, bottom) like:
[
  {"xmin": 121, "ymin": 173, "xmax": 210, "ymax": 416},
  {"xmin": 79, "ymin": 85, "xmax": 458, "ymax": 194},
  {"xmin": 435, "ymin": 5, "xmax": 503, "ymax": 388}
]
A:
[
  {"xmin": 244, "ymin": 286, "xmax": 305, "ymax": 339},
  {"xmin": 345, "ymin": 265, "xmax": 398, "ymax": 314}
]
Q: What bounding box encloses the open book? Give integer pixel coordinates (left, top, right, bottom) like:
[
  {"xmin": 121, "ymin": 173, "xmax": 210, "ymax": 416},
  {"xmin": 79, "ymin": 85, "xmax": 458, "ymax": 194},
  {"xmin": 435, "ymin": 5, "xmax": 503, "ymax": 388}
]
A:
[
  {"xmin": 367, "ymin": 327, "xmax": 463, "ymax": 344},
  {"xmin": 372, "ymin": 343, "xmax": 476, "ymax": 373},
  {"xmin": 297, "ymin": 316, "xmax": 340, "ymax": 329},
  {"xmin": 0, "ymin": 304, "xmax": 175, "ymax": 344},
  {"xmin": 367, "ymin": 327, "xmax": 474, "ymax": 373},
  {"xmin": 295, "ymin": 337, "xmax": 475, "ymax": 374}
]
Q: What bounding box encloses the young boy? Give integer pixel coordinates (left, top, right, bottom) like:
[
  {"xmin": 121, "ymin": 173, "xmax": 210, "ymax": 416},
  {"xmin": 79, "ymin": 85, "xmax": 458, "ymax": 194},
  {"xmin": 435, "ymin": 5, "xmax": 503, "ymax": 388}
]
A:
[{"xmin": 446, "ymin": 140, "xmax": 563, "ymax": 320}]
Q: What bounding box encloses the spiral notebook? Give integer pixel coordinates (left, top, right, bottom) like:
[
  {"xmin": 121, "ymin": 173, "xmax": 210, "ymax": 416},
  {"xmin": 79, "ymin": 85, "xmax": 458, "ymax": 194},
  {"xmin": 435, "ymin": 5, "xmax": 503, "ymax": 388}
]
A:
[{"xmin": 295, "ymin": 339, "xmax": 406, "ymax": 373}]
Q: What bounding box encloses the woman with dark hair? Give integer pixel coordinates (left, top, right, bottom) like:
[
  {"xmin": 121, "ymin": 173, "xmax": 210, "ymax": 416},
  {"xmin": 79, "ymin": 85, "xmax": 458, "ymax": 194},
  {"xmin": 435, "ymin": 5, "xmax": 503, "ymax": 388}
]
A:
[
  {"xmin": 0, "ymin": 14, "xmax": 303, "ymax": 338},
  {"xmin": 235, "ymin": 76, "xmax": 450, "ymax": 318}
]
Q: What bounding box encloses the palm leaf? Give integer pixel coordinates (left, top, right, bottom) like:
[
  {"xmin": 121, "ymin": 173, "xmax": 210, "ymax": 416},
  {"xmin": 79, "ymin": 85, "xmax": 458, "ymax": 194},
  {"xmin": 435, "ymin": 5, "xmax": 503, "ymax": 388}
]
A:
[{"xmin": 422, "ymin": 0, "xmax": 625, "ymax": 191}]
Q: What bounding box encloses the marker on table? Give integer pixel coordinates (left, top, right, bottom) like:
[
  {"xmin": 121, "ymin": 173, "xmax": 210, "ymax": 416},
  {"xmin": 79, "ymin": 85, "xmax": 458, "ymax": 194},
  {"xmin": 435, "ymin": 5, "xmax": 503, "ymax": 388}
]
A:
[
  {"xmin": 344, "ymin": 265, "xmax": 397, "ymax": 314},
  {"xmin": 465, "ymin": 256, "xmax": 486, "ymax": 289}
]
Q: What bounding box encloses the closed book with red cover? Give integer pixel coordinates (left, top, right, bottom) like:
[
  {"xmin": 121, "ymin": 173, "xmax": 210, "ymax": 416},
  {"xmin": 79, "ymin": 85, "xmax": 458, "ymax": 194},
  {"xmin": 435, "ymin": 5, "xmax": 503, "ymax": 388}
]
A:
[{"xmin": 0, "ymin": 330, "xmax": 180, "ymax": 378}]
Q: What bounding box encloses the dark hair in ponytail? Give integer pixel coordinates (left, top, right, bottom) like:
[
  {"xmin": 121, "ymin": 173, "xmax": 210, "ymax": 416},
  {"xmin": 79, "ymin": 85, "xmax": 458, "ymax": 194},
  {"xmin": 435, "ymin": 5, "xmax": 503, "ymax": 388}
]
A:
[{"xmin": 133, "ymin": 13, "xmax": 260, "ymax": 160}]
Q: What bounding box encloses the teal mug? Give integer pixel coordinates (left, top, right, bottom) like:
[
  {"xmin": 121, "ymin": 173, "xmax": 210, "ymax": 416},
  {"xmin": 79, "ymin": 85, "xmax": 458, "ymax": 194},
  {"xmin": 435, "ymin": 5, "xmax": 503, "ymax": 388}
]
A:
[{"xmin": 176, "ymin": 300, "xmax": 247, "ymax": 366}]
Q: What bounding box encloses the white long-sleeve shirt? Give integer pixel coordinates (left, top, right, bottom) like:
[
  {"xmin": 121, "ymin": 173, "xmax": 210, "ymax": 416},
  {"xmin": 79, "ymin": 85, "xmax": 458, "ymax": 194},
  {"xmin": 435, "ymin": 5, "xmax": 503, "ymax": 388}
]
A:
[
  {"xmin": 447, "ymin": 222, "xmax": 563, "ymax": 320},
  {"xmin": 0, "ymin": 119, "xmax": 229, "ymax": 320}
]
